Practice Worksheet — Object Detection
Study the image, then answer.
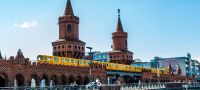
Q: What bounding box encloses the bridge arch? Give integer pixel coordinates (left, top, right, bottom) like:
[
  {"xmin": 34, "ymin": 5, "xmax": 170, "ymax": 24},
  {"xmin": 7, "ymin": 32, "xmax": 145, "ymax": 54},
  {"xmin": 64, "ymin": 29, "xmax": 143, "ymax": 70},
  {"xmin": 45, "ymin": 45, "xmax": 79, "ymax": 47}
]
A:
[
  {"xmin": 15, "ymin": 74, "xmax": 24, "ymax": 86},
  {"xmin": 50, "ymin": 75, "xmax": 58, "ymax": 85},
  {"xmin": 0, "ymin": 72, "xmax": 8, "ymax": 87},
  {"xmin": 29, "ymin": 74, "xmax": 39, "ymax": 86},
  {"xmin": 68, "ymin": 75, "xmax": 75, "ymax": 84},
  {"xmin": 83, "ymin": 76, "xmax": 89, "ymax": 85},
  {"xmin": 40, "ymin": 74, "xmax": 49, "ymax": 86},
  {"xmin": 60, "ymin": 74, "xmax": 67, "ymax": 85},
  {"xmin": 76, "ymin": 76, "xmax": 82, "ymax": 85}
]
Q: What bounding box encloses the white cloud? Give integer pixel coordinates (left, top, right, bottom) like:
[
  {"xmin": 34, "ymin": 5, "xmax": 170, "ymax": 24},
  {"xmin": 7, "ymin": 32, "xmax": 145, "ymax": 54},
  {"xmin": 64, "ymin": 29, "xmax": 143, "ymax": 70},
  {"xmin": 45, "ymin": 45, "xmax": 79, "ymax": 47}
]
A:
[
  {"xmin": 195, "ymin": 58, "xmax": 200, "ymax": 61},
  {"xmin": 14, "ymin": 21, "xmax": 38, "ymax": 29}
]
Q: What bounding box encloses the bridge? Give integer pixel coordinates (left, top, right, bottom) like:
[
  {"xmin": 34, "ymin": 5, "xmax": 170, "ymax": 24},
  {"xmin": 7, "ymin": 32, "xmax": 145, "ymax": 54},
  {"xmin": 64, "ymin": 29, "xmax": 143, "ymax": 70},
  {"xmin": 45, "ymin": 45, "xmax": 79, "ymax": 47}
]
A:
[{"xmin": 0, "ymin": 52, "xmax": 194, "ymax": 87}]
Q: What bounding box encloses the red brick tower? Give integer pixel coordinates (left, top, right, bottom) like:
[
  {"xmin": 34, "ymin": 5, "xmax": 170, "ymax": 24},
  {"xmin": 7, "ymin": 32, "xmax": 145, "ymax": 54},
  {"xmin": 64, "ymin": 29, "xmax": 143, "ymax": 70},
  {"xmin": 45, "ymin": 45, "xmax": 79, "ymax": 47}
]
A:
[
  {"xmin": 52, "ymin": 0, "xmax": 86, "ymax": 59},
  {"xmin": 109, "ymin": 9, "xmax": 133, "ymax": 65}
]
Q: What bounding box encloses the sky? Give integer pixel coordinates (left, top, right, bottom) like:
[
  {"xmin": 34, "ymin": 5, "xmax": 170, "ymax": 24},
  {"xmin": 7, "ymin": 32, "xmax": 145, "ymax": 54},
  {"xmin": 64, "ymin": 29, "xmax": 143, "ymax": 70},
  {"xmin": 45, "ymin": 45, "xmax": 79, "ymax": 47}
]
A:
[{"xmin": 0, "ymin": 0, "xmax": 200, "ymax": 61}]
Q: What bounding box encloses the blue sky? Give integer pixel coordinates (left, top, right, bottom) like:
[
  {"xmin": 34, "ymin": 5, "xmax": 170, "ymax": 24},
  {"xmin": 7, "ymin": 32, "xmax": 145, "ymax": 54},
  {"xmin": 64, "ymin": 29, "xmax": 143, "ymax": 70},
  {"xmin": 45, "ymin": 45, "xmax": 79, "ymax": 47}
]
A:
[{"xmin": 0, "ymin": 0, "xmax": 200, "ymax": 61}]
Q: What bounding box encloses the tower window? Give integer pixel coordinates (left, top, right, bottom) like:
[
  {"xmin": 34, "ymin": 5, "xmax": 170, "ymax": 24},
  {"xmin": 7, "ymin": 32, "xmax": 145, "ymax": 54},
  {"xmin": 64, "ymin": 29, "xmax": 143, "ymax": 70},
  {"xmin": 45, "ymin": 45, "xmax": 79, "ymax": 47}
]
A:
[
  {"xmin": 58, "ymin": 46, "xmax": 60, "ymax": 49},
  {"xmin": 82, "ymin": 47, "xmax": 84, "ymax": 50},
  {"xmin": 68, "ymin": 45, "xmax": 72, "ymax": 48},
  {"xmin": 54, "ymin": 47, "xmax": 57, "ymax": 50},
  {"xmin": 78, "ymin": 46, "xmax": 80, "ymax": 50},
  {"xmin": 67, "ymin": 24, "xmax": 72, "ymax": 33},
  {"xmin": 62, "ymin": 45, "xmax": 65, "ymax": 48}
]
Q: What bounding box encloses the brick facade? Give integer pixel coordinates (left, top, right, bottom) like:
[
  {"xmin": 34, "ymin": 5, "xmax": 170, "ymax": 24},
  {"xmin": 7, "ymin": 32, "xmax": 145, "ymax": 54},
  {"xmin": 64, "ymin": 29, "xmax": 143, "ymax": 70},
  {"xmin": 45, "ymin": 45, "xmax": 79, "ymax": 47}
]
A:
[
  {"xmin": 52, "ymin": 0, "xmax": 85, "ymax": 59},
  {"xmin": 109, "ymin": 10, "xmax": 134, "ymax": 65},
  {"xmin": 0, "ymin": 50, "xmax": 106, "ymax": 87}
]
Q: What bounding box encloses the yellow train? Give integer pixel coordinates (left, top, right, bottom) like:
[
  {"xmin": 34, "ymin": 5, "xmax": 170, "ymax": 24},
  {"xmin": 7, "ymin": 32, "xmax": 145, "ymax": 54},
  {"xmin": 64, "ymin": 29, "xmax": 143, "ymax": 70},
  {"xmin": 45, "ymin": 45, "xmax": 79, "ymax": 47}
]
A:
[{"xmin": 37, "ymin": 55, "xmax": 169, "ymax": 75}]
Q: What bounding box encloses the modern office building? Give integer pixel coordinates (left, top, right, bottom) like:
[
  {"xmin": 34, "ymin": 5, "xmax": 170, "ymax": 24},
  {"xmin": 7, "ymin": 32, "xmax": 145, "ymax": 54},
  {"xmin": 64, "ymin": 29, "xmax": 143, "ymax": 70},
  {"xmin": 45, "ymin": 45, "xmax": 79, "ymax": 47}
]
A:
[
  {"xmin": 84, "ymin": 51, "xmax": 109, "ymax": 62},
  {"xmin": 150, "ymin": 53, "xmax": 199, "ymax": 77}
]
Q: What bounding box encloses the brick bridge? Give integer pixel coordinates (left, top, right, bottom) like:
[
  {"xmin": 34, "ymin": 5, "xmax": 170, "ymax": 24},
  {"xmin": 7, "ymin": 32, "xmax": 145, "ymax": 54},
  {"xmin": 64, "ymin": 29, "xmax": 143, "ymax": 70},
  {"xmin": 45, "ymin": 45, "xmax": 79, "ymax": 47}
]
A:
[{"xmin": 0, "ymin": 50, "xmax": 106, "ymax": 87}]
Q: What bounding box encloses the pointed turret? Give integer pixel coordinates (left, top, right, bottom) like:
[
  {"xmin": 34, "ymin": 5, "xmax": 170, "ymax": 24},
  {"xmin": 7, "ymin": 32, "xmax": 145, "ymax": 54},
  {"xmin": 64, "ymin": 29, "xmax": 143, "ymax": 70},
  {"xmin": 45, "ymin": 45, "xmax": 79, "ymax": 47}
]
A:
[
  {"xmin": 53, "ymin": 0, "xmax": 86, "ymax": 59},
  {"xmin": 116, "ymin": 9, "xmax": 124, "ymax": 32},
  {"xmin": 109, "ymin": 9, "xmax": 133, "ymax": 65},
  {"xmin": 64, "ymin": 0, "xmax": 74, "ymax": 16},
  {"xmin": 169, "ymin": 62, "xmax": 173, "ymax": 74},
  {"xmin": 17, "ymin": 49, "xmax": 23, "ymax": 55},
  {"xmin": 176, "ymin": 64, "xmax": 182, "ymax": 75},
  {"xmin": 0, "ymin": 51, "xmax": 2, "ymax": 59}
]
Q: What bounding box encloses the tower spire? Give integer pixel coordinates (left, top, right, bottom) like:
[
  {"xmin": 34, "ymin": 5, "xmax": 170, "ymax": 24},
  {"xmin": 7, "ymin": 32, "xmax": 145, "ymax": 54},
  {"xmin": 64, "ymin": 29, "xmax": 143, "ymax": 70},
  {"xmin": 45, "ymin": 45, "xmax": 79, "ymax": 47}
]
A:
[
  {"xmin": 64, "ymin": 0, "xmax": 74, "ymax": 16},
  {"xmin": 169, "ymin": 62, "xmax": 173, "ymax": 74},
  {"xmin": 116, "ymin": 9, "xmax": 124, "ymax": 32},
  {"xmin": 176, "ymin": 64, "xmax": 182, "ymax": 75}
]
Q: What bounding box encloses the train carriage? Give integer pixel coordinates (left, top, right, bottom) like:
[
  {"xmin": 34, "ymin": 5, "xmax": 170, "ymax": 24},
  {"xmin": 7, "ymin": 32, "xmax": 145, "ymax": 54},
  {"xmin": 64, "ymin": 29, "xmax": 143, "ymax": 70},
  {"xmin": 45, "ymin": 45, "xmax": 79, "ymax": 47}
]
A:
[
  {"xmin": 37, "ymin": 55, "xmax": 54, "ymax": 64},
  {"xmin": 37, "ymin": 55, "xmax": 168, "ymax": 75}
]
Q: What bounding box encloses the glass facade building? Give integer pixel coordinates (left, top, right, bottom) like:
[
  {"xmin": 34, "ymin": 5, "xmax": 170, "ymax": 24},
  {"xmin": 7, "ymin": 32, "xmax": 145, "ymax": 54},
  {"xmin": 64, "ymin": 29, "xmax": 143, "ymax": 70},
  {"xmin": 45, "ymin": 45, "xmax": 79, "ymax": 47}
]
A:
[
  {"xmin": 84, "ymin": 51, "xmax": 109, "ymax": 62},
  {"xmin": 150, "ymin": 53, "xmax": 199, "ymax": 77}
]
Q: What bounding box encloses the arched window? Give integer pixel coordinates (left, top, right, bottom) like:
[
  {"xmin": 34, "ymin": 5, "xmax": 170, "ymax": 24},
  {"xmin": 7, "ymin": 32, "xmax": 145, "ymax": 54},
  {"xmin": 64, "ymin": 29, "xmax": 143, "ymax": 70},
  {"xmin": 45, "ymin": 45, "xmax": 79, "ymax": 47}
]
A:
[{"xmin": 67, "ymin": 24, "xmax": 72, "ymax": 33}]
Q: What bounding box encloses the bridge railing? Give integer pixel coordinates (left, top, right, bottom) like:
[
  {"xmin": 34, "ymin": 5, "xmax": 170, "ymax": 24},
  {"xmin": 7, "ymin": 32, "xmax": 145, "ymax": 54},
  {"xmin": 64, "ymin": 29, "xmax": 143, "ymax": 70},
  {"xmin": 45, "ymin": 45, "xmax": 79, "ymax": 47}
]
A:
[{"xmin": 1, "ymin": 82, "xmax": 200, "ymax": 90}]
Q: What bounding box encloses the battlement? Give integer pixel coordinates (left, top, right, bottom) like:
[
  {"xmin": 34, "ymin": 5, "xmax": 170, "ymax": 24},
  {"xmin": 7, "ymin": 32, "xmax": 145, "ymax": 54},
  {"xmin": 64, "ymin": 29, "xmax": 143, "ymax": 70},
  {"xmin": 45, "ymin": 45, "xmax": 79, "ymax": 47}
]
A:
[
  {"xmin": 112, "ymin": 32, "xmax": 127, "ymax": 38},
  {"xmin": 59, "ymin": 15, "xmax": 79, "ymax": 24}
]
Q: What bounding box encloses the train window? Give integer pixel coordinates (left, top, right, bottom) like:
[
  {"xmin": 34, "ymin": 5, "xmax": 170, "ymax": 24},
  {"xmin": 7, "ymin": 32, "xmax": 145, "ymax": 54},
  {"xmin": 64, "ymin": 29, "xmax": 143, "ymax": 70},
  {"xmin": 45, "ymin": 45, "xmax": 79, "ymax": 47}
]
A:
[
  {"xmin": 75, "ymin": 60, "xmax": 78, "ymax": 63},
  {"xmin": 65, "ymin": 59, "xmax": 69, "ymax": 63},
  {"xmin": 38, "ymin": 56, "xmax": 42, "ymax": 60},
  {"xmin": 71, "ymin": 60, "xmax": 74, "ymax": 63},
  {"xmin": 48, "ymin": 57, "xmax": 51, "ymax": 61},
  {"xmin": 61, "ymin": 58, "xmax": 64, "ymax": 61},
  {"xmin": 79, "ymin": 60, "xmax": 82, "ymax": 64},
  {"xmin": 83, "ymin": 61, "xmax": 86, "ymax": 64},
  {"xmin": 54, "ymin": 57, "xmax": 58, "ymax": 62},
  {"xmin": 44, "ymin": 57, "xmax": 47, "ymax": 60}
]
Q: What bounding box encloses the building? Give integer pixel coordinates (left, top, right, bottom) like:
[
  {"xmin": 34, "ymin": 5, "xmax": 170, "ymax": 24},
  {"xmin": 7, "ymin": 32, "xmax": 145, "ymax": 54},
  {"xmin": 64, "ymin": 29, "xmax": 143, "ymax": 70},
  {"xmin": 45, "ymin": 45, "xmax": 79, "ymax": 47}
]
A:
[
  {"xmin": 52, "ymin": 0, "xmax": 86, "ymax": 59},
  {"xmin": 0, "ymin": 0, "xmax": 106, "ymax": 87},
  {"xmin": 93, "ymin": 52, "xmax": 109, "ymax": 62},
  {"xmin": 0, "ymin": 0, "xmax": 196, "ymax": 87},
  {"xmin": 131, "ymin": 62, "xmax": 151, "ymax": 68},
  {"xmin": 84, "ymin": 51, "xmax": 109, "ymax": 62},
  {"xmin": 150, "ymin": 53, "xmax": 199, "ymax": 77},
  {"xmin": 108, "ymin": 10, "xmax": 134, "ymax": 65}
]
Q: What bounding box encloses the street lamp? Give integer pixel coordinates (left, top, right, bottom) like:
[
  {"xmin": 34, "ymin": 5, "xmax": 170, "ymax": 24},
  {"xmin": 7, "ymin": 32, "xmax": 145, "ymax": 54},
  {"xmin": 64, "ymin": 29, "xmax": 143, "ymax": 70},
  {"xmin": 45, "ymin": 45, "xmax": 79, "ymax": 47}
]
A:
[{"xmin": 86, "ymin": 47, "xmax": 93, "ymax": 83}]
